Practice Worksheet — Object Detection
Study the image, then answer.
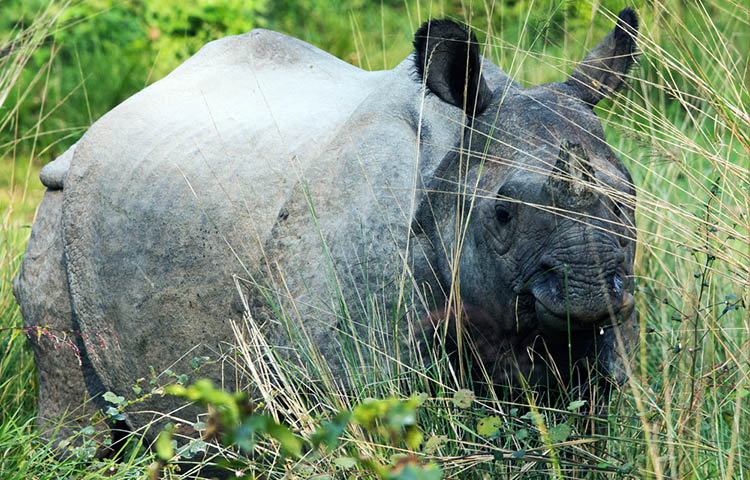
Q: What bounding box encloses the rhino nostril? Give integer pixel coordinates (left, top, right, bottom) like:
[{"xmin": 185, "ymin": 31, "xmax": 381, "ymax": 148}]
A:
[
  {"xmin": 613, "ymin": 274, "xmax": 623, "ymax": 294},
  {"xmin": 548, "ymin": 274, "xmax": 559, "ymax": 295},
  {"xmin": 536, "ymin": 259, "xmax": 560, "ymax": 296}
]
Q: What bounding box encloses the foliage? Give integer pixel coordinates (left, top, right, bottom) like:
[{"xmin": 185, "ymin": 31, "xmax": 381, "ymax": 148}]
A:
[
  {"xmin": 156, "ymin": 380, "xmax": 440, "ymax": 479},
  {"xmin": 0, "ymin": 0, "xmax": 267, "ymax": 160}
]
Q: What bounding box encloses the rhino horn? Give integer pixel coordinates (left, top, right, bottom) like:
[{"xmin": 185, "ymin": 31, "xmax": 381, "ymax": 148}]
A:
[{"xmin": 547, "ymin": 142, "xmax": 597, "ymax": 203}]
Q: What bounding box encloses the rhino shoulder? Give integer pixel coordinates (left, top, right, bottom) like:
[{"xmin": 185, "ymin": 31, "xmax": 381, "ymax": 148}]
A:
[{"xmin": 480, "ymin": 57, "xmax": 521, "ymax": 93}]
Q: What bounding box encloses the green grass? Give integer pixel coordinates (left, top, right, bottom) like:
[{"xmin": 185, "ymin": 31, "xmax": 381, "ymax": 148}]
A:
[{"xmin": 1, "ymin": 0, "xmax": 748, "ymax": 478}]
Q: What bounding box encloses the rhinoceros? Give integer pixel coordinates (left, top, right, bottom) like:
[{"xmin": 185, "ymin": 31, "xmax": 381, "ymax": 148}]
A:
[{"xmin": 14, "ymin": 8, "xmax": 639, "ymax": 452}]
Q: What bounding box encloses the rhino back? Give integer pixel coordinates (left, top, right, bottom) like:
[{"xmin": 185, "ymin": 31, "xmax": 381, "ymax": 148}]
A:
[
  {"xmin": 61, "ymin": 27, "xmax": 511, "ymax": 435},
  {"xmin": 62, "ymin": 29, "xmax": 387, "ymax": 428}
]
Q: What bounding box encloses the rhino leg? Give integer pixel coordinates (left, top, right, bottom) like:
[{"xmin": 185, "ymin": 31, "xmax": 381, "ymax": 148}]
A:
[{"xmin": 13, "ymin": 188, "xmax": 111, "ymax": 456}]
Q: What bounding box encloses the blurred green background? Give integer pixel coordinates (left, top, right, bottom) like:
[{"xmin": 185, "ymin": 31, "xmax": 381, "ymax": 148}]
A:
[{"xmin": 2, "ymin": 0, "xmax": 646, "ymax": 162}]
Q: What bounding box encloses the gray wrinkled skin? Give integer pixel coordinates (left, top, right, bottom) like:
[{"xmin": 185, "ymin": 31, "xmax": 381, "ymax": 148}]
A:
[
  {"xmin": 13, "ymin": 187, "xmax": 110, "ymax": 452},
  {"xmin": 16, "ymin": 10, "xmax": 639, "ymax": 449}
]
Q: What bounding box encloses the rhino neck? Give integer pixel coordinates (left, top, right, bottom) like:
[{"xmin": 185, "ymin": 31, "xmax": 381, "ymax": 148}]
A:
[{"xmin": 412, "ymin": 154, "xmax": 485, "ymax": 310}]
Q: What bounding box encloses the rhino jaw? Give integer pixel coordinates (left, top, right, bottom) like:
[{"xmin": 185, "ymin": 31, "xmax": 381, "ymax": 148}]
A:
[{"xmin": 534, "ymin": 290, "xmax": 635, "ymax": 334}]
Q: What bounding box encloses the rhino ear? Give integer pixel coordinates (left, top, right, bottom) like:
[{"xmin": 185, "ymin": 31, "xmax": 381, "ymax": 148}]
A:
[
  {"xmin": 566, "ymin": 8, "xmax": 638, "ymax": 106},
  {"xmin": 413, "ymin": 19, "xmax": 492, "ymax": 116}
]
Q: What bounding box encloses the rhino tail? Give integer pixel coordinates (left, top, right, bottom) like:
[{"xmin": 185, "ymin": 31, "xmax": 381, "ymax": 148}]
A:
[{"xmin": 40, "ymin": 142, "xmax": 76, "ymax": 190}]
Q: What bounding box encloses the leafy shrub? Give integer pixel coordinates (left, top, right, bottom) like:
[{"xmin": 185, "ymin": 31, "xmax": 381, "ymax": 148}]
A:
[{"xmin": 154, "ymin": 380, "xmax": 441, "ymax": 479}]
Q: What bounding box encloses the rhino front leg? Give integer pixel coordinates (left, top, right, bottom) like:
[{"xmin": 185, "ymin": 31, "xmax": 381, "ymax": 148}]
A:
[{"xmin": 13, "ymin": 187, "xmax": 111, "ymax": 456}]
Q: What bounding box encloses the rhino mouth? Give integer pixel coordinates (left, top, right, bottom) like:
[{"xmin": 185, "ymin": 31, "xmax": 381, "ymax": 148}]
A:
[
  {"xmin": 528, "ymin": 269, "xmax": 635, "ymax": 333},
  {"xmin": 534, "ymin": 293, "xmax": 634, "ymax": 333}
]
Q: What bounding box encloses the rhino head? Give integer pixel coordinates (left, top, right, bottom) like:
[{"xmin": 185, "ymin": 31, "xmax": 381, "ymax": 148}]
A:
[{"xmin": 414, "ymin": 9, "xmax": 638, "ymax": 385}]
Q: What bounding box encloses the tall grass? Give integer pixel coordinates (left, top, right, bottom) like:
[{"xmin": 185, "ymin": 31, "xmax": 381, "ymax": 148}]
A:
[
  {"xmin": 0, "ymin": 3, "xmax": 155, "ymax": 478},
  {"xmin": 0, "ymin": 0, "xmax": 60, "ymax": 425},
  {"xmin": 1, "ymin": 0, "xmax": 748, "ymax": 479},
  {"xmin": 215, "ymin": 2, "xmax": 750, "ymax": 478}
]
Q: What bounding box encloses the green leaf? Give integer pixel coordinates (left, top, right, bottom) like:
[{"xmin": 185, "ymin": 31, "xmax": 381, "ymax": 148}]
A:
[
  {"xmin": 311, "ymin": 411, "xmax": 351, "ymax": 451},
  {"xmin": 79, "ymin": 426, "xmax": 96, "ymax": 436},
  {"xmin": 189, "ymin": 357, "xmax": 202, "ymax": 369},
  {"xmin": 177, "ymin": 374, "xmax": 188, "ymax": 385},
  {"xmin": 512, "ymin": 449, "xmax": 526, "ymax": 459},
  {"xmin": 388, "ymin": 464, "xmax": 443, "ymax": 480},
  {"xmin": 476, "ymin": 415, "xmax": 502, "ymax": 436},
  {"xmin": 155, "ymin": 428, "xmax": 175, "ymax": 461},
  {"xmin": 515, "ymin": 428, "xmax": 528, "ymax": 441},
  {"xmin": 232, "ymin": 423, "xmax": 257, "ymax": 452},
  {"xmin": 132, "ymin": 385, "xmax": 142, "ymax": 395},
  {"xmin": 267, "ymin": 421, "xmax": 302, "ymax": 458},
  {"xmin": 404, "ymin": 427, "xmax": 423, "ymax": 450},
  {"xmin": 167, "ymin": 379, "xmax": 240, "ymax": 422},
  {"xmin": 333, "ymin": 456, "xmax": 357, "ymax": 469},
  {"xmin": 176, "ymin": 439, "xmax": 207, "ymax": 459},
  {"xmin": 413, "ymin": 392, "xmax": 429, "ymax": 406},
  {"xmin": 105, "ymin": 406, "xmax": 125, "ymax": 421},
  {"xmin": 567, "ymin": 400, "xmax": 587, "ymax": 411},
  {"xmin": 452, "ymin": 389, "xmax": 474, "ymax": 409},
  {"xmin": 424, "ymin": 435, "xmax": 447, "ymax": 454},
  {"xmin": 103, "ymin": 391, "xmax": 126, "ymax": 406},
  {"xmin": 192, "ymin": 421, "xmax": 206, "ymax": 431},
  {"xmin": 548, "ymin": 423, "xmax": 570, "ymax": 444},
  {"xmin": 388, "ymin": 404, "xmax": 417, "ymax": 428},
  {"xmin": 352, "ymin": 401, "xmax": 378, "ymax": 427}
]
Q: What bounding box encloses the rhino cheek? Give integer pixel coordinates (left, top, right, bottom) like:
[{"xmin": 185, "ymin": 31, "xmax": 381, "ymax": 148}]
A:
[{"xmin": 458, "ymin": 231, "xmax": 528, "ymax": 331}]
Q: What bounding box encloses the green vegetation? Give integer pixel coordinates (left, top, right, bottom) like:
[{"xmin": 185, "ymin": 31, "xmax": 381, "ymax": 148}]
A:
[{"xmin": 1, "ymin": 0, "xmax": 748, "ymax": 478}]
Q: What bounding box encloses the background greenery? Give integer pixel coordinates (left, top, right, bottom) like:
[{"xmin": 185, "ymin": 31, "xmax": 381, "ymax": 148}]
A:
[{"xmin": 0, "ymin": 0, "xmax": 748, "ymax": 478}]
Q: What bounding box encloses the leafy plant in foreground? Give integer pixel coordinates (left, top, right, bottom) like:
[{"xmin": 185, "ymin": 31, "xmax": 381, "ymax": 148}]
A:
[{"xmin": 154, "ymin": 379, "xmax": 442, "ymax": 479}]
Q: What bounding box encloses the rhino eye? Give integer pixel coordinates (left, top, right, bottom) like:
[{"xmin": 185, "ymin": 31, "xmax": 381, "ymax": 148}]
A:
[
  {"xmin": 612, "ymin": 200, "xmax": 629, "ymax": 218},
  {"xmin": 495, "ymin": 204, "xmax": 512, "ymax": 224}
]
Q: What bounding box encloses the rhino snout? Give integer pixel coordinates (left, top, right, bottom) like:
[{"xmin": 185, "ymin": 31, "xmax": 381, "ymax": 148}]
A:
[
  {"xmin": 530, "ymin": 265, "xmax": 634, "ymax": 332},
  {"xmin": 534, "ymin": 291, "xmax": 635, "ymax": 333}
]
